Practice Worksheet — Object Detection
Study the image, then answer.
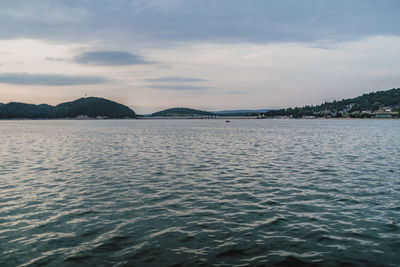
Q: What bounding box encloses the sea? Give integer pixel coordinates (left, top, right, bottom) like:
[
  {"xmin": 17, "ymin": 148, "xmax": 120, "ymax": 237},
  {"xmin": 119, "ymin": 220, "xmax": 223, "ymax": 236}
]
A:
[{"xmin": 1, "ymin": 119, "xmax": 399, "ymax": 266}]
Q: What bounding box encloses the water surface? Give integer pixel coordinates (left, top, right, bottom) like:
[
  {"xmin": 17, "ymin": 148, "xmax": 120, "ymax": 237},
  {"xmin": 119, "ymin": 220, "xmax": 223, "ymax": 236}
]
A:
[{"xmin": 1, "ymin": 119, "xmax": 400, "ymax": 266}]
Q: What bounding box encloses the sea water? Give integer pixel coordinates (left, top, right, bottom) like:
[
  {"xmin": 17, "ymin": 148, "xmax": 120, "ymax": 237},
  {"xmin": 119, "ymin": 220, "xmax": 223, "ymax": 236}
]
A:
[{"xmin": 1, "ymin": 119, "xmax": 400, "ymax": 266}]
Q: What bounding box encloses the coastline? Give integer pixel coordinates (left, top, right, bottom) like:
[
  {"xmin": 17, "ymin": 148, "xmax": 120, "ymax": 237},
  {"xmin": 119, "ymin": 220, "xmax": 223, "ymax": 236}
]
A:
[{"xmin": 1, "ymin": 116, "xmax": 398, "ymax": 121}]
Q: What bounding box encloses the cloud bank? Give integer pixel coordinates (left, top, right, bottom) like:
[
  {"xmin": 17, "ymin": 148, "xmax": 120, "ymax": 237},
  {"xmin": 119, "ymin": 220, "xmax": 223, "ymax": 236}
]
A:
[
  {"xmin": 0, "ymin": 1, "xmax": 399, "ymax": 44},
  {"xmin": 74, "ymin": 51, "xmax": 150, "ymax": 66},
  {"xmin": 147, "ymin": 85, "xmax": 213, "ymax": 91},
  {"xmin": 0, "ymin": 73, "xmax": 107, "ymax": 85},
  {"xmin": 147, "ymin": 76, "xmax": 207, "ymax": 83}
]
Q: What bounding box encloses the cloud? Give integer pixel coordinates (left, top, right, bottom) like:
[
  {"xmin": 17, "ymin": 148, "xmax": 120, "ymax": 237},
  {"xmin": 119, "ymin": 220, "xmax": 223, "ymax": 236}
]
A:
[
  {"xmin": 74, "ymin": 51, "xmax": 150, "ymax": 66},
  {"xmin": 0, "ymin": 1, "xmax": 399, "ymax": 44},
  {"xmin": 145, "ymin": 76, "xmax": 212, "ymax": 92},
  {"xmin": 45, "ymin": 57, "xmax": 67, "ymax": 62},
  {"xmin": 0, "ymin": 73, "xmax": 107, "ymax": 85},
  {"xmin": 146, "ymin": 76, "xmax": 207, "ymax": 82},
  {"xmin": 147, "ymin": 85, "xmax": 213, "ymax": 91}
]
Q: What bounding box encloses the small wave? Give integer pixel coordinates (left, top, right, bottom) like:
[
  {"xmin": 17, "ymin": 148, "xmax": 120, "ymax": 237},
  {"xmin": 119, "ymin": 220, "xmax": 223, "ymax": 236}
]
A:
[
  {"xmin": 93, "ymin": 235, "xmax": 131, "ymax": 252},
  {"xmin": 216, "ymin": 248, "xmax": 247, "ymax": 258},
  {"xmin": 273, "ymin": 256, "xmax": 320, "ymax": 266},
  {"xmin": 64, "ymin": 254, "xmax": 93, "ymax": 262}
]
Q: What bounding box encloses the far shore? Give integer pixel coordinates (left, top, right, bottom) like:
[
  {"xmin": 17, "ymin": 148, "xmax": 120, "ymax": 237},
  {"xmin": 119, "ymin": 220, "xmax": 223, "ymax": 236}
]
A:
[{"xmin": 1, "ymin": 116, "xmax": 399, "ymax": 121}]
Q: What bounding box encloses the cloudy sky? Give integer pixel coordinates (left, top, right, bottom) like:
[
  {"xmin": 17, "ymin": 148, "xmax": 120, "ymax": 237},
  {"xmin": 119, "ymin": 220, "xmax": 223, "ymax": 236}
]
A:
[{"xmin": 1, "ymin": 0, "xmax": 399, "ymax": 113}]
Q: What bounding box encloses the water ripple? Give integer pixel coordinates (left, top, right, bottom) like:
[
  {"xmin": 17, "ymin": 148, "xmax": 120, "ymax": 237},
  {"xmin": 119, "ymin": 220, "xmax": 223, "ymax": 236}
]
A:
[{"xmin": 1, "ymin": 119, "xmax": 400, "ymax": 266}]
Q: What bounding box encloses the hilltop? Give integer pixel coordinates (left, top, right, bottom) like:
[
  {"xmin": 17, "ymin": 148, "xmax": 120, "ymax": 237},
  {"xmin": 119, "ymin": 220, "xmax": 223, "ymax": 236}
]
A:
[
  {"xmin": 265, "ymin": 88, "xmax": 400, "ymax": 118},
  {"xmin": 0, "ymin": 97, "xmax": 136, "ymax": 119},
  {"xmin": 152, "ymin": 107, "xmax": 215, "ymax": 117}
]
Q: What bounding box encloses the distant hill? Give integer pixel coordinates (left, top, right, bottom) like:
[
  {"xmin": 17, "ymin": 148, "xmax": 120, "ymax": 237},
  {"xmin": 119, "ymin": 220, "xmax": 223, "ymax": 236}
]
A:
[
  {"xmin": 213, "ymin": 109, "xmax": 269, "ymax": 116},
  {"xmin": 152, "ymin": 107, "xmax": 215, "ymax": 117},
  {"xmin": 0, "ymin": 97, "xmax": 136, "ymax": 119},
  {"xmin": 265, "ymin": 88, "xmax": 400, "ymax": 118}
]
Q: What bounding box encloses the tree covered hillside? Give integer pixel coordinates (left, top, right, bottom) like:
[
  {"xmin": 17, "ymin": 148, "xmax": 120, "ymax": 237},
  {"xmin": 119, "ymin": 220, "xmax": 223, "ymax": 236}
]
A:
[
  {"xmin": 152, "ymin": 107, "xmax": 215, "ymax": 117},
  {"xmin": 0, "ymin": 97, "xmax": 136, "ymax": 119},
  {"xmin": 265, "ymin": 88, "xmax": 400, "ymax": 118}
]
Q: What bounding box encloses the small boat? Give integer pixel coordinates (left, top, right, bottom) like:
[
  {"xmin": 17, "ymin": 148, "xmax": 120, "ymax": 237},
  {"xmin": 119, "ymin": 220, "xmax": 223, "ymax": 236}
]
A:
[{"xmin": 225, "ymin": 120, "xmax": 230, "ymax": 123}]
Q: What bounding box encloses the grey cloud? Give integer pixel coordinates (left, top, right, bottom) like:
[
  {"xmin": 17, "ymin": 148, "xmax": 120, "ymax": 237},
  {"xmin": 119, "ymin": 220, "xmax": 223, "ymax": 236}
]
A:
[
  {"xmin": 0, "ymin": 73, "xmax": 107, "ymax": 85},
  {"xmin": 228, "ymin": 90, "xmax": 247, "ymax": 95},
  {"xmin": 146, "ymin": 76, "xmax": 212, "ymax": 91},
  {"xmin": 45, "ymin": 57, "xmax": 67, "ymax": 62},
  {"xmin": 148, "ymin": 85, "xmax": 213, "ymax": 91},
  {"xmin": 74, "ymin": 51, "xmax": 150, "ymax": 66},
  {"xmin": 0, "ymin": 1, "xmax": 399, "ymax": 44},
  {"xmin": 147, "ymin": 76, "xmax": 207, "ymax": 83}
]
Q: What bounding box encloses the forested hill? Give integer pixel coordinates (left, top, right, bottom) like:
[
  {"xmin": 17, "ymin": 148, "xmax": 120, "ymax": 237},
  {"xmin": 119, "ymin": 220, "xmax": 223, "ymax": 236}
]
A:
[
  {"xmin": 152, "ymin": 107, "xmax": 215, "ymax": 117},
  {"xmin": 265, "ymin": 88, "xmax": 400, "ymax": 118},
  {"xmin": 0, "ymin": 97, "xmax": 136, "ymax": 119}
]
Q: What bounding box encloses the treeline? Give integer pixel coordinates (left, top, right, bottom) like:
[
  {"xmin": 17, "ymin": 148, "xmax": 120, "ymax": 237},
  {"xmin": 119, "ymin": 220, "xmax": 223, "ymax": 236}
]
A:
[
  {"xmin": 0, "ymin": 97, "xmax": 136, "ymax": 119},
  {"xmin": 265, "ymin": 88, "xmax": 400, "ymax": 118}
]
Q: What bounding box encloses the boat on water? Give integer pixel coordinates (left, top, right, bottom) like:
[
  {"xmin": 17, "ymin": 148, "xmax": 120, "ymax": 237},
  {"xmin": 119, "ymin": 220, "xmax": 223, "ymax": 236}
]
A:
[{"xmin": 225, "ymin": 120, "xmax": 230, "ymax": 123}]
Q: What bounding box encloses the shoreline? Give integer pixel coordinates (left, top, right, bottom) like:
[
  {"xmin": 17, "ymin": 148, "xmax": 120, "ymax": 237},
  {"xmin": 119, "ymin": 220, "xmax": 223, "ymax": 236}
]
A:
[{"xmin": 1, "ymin": 116, "xmax": 399, "ymax": 121}]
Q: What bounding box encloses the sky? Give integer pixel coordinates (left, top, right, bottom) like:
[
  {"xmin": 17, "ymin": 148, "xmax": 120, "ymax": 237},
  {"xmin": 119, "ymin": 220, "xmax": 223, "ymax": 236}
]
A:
[{"xmin": 0, "ymin": 0, "xmax": 400, "ymax": 114}]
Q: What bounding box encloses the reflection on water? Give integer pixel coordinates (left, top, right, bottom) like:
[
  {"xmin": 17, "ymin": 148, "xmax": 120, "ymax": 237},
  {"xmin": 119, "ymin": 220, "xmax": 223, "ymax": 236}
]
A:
[{"xmin": 1, "ymin": 119, "xmax": 400, "ymax": 266}]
